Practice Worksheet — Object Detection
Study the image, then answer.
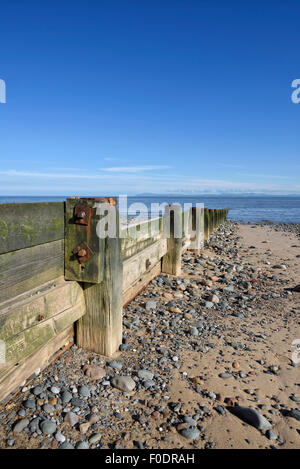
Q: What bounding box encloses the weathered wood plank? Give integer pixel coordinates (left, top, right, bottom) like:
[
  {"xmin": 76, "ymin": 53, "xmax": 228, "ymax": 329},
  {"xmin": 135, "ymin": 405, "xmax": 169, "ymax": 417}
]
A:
[
  {"xmin": 162, "ymin": 205, "xmax": 182, "ymax": 276},
  {"xmin": 123, "ymin": 261, "xmax": 161, "ymax": 306},
  {"xmin": 76, "ymin": 202, "xmax": 123, "ymax": 356},
  {"xmin": 123, "ymin": 238, "xmax": 167, "ymax": 292},
  {"xmin": 0, "ymin": 325, "xmax": 73, "ymax": 403},
  {"xmin": 0, "ymin": 300, "xmax": 85, "ymax": 377},
  {"xmin": 121, "ymin": 218, "xmax": 162, "ymax": 259},
  {"xmin": 0, "ymin": 240, "xmax": 64, "ymax": 303},
  {"xmin": 0, "ymin": 202, "xmax": 64, "ymax": 255},
  {"xmin": 0, "ymin": 278, "xmax": 84, "ymax": 342}
]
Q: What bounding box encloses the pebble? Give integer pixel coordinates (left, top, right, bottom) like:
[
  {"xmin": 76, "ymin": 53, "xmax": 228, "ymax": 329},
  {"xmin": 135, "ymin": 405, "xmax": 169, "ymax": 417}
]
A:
[
  {"xmin": 13, "ymin": 418, "xmax": 29, "ymax": 433},
  {"xmin": 229, "ymin": 406, "xmax": 272, "ymax": 431},
  {"xmin": 180, "ymin": 428, "xmax": 200, "ymax": 440},
  {"xmin": 40, "ymin": 420, "xmax": 56, "ymax": 435},
  {"xmin": 111, "ymin": 376, "xmax": 136, "ymax": 392}
]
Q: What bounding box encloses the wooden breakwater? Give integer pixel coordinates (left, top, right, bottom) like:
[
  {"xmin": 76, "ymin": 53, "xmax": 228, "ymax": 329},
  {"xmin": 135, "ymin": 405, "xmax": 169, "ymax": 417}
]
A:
[{"xmin": 0, "ymin": 199, "xmax": 228, "ymax": 402}]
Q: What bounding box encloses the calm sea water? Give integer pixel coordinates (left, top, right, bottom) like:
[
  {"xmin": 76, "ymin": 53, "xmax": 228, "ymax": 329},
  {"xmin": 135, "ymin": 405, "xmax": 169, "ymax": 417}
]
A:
[{"xmin": 1, "ymin": 195, "xmax": 300, "ymax": 223}]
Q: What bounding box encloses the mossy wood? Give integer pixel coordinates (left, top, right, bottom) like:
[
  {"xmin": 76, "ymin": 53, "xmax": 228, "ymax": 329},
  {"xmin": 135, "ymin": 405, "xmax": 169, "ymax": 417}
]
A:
[{"xmin": 0, "ymin": 202, "xmax": 64, "ymax": 255}]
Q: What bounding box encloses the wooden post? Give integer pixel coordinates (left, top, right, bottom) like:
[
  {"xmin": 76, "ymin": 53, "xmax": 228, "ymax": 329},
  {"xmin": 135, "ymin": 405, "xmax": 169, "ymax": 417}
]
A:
[
  {"xmin": 65, "ymin": 198, "xmax": 123, "ymax": 356},
  {"xmin": 188, "ymin": 206, "xmax": 204, "ymax": 253},
  {"xmin": 204, "ymin": 208, "xmax": 210, "ymax": 241},
  {"xmin": 162, "ymin": 204, "xmax": 182, "ymax": 276}
]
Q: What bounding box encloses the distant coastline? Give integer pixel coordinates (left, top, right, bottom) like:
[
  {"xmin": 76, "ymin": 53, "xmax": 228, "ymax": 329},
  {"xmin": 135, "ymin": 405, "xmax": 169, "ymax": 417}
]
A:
[{"xmin": 1, "ymin": 195, "xmax": 300, "ymax": 224}]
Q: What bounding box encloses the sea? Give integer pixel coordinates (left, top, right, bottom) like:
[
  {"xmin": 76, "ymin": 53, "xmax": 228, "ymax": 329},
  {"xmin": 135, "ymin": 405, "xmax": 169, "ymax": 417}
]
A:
[{"xmin": 1, "ymin": 195, "xmax": 300, "ymax": 224}]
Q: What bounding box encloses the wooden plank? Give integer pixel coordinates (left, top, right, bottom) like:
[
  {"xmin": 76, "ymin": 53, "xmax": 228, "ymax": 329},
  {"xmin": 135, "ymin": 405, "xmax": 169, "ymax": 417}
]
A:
[
  {"xmin": 121, "ymin": 218, "xmax": 162, "ymax": 259},
  {"xmin": 123, "ymin": 261, "xmax": 161, "ymax": 306},
  {"xmin": 0, "ymin": 202, "xmax": 64, "ymax": 255},
  {"xmin": 0, "ymin": 278, "xmax": 83, "ymax": 342},
  {"xmin": 188, "ymin": 207, "xmax": 204, "ymax": 253},
  {"xmin": 0, "ymin": 240, "xmax": 64, "ymax": 303},
  {"xmin": 65, "ymin": 198, "xmax": 114, "ymax": 284},
  {"xmin": 0, "ymin": 299, "xmax": 85, "ymax": 376},
  {"xmin": 0, "ymin": 325, "xmax": 73, "ymax": 403},
  {"xmin": 123, "ymin": 238, "xmax": 167, "ymax": 292},
  {"xmin": 76, "ymin": 202, "xmax": 123, "ymax": 356}
]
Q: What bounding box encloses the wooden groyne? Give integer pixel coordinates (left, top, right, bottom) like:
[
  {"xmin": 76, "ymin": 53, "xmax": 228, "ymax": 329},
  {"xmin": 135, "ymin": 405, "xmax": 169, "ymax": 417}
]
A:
[{"xmin": 0, "ymin": 199, "xmax": 228, "ymax": 403}]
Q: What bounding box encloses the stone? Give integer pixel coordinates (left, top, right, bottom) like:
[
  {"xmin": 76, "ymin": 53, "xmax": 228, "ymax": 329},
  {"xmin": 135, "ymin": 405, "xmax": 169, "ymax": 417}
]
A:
[
  {"xmin": 61, "ymin": 390, "xmax": 73, "ymax": 404},
  {"xmin": 266, "ymin": 429, "xmax": 277, "ymax": 440},
  {"xmin": 83, "ymin": 365, "xmax": 106, "ymax": 380},
  {"xmin": 138, "ymin": 369, "xmax": 154, "ymax": 381},
  {"xmin": 111, "ymin": 376, "xmax": 136, "ymax": 392},
  {"xmin": 59, "ymin": 441, "xmax": 74, "ymax": 449},
  {"xmin": 64, "ymin": 411, "xmax": 78, "ymax": 427},
  {"xmin": 43, "ymin": 403, "xmax": 55, "ymax": 414},
  {"xmin": 40, "ymin": 419, "xmax": 56, "ymax": 435},
  {"xmin": 78, "ymin": 385, "xmax": 90, "ymax": 398},
  {"xmin": 55, "ymin": 432, "xmax": 66, "ymax": 443},
  {"xmin": 76, "ymin": 441, "xmax": 89, "ymax": 449},
  {"xmin": 50, "ymin": 386, "xmax": 60, "ymax": 394},
  {"xmin": 180, "ymin": 428, "xmax": 200, "ymax": 440},
  {"xmin": 13, "ymin": 418, "xmax": 29, "ymax": 433},
  {"xmin": 89, "ymin": 433, "xmax": 102, "ymax": 445},
  {"xmin": 145, "ymin": 300, "xmax": 157, "ymax": 310},
  {"xmin": 229, "ymin": 406, "xmax": 272, "ymax": 431}
]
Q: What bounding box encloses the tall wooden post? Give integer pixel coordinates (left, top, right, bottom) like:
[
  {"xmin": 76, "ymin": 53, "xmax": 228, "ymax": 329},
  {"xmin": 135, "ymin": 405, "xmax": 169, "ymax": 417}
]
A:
[
  {"xmin": 162, "ymin": 204, "xmax": 182, "ymax": 276},
  {"xmin": 188, "ymin": 206, "xmax": 204, "ymax": 253},
  {"xmin": 65, "ymin": 198, "xmax": 123, "ymax": 356},
  {"xmin": 204, "ymin": 208, "xmax": 210, "ymax": 241}
]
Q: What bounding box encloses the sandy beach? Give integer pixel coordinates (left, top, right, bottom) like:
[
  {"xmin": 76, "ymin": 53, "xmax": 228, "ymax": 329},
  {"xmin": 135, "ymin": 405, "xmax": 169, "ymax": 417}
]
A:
[{"xmin": 1, "ymin": 221, "xmax": 299, "ymax": 449}]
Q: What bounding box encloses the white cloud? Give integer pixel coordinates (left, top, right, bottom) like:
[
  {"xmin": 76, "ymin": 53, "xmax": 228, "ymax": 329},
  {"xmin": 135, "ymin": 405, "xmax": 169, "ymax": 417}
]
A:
[{"xmin": 100, "ymin": 165, "xmax": 172, "ymax": 173}]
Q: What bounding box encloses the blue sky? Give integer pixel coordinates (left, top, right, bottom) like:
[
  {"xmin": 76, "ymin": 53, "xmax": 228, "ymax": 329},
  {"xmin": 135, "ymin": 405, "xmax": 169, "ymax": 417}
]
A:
[{"xmin": 0, "ymin": 0, "xmax": 300, "ymax": 195}]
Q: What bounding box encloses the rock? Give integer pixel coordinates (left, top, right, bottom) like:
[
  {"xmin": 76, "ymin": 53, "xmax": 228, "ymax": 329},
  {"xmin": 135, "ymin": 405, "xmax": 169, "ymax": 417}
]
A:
[
  {"xmin": 208, "ymin": 294, "xmax": 219, "ymax": 304},
  {"xmin": 288, "ymin": 408, "xmax": 300, "ymax": 421},
  {"xmin": 145, "ymin": 300, "xmax": 157, "ymax": 310},
  {"xmin": 50, "ymin": 386, "xmax": 60, "ymax": 394},
  {"xmin": 215, "ymin": 406, "xmax": 226, "ymax": 415},
  {"xmin": 61, "ymin": 390, "xmax": 73, "ymax": 404},
  {"xmin": 43, "ymin": 403, "xmax": 55, "ymax": 414},
  {"xmin": 59, "ymin": 441, "xmax": 74, "ymax": 449},
  {"xmin": 64, "ymin": 411, "xmax": 78, "ymax": 427},
  {"xmin": 219, "ymin": 372, "xmax": 232, "ymax": 379},
  {"xmin": 79, "ymin": 422, "xmax": 90, "ymax": 434},
  {"xmin": 78, "ymin": 385, "xmax": 90, "ymax": 398},
  {"xmin": 111, "ymin": 376, "xmax": 136, "ymax": 392},
  {"xmin": 180, "ymin": 428, "xmax": 200, "ymax": 440},
  {"xmin": 109, "ymin": 361, "xmax": 123, "ymax": 371},
  {"xmin": 189, "ymin": 327, "xmax": 199, "ymax": 337},
  {"xmin": 55, "ymin": 432, "xmax": 66, "ymax": 443},
  {"xmin": 24, "ymin": 399, "xmax": 35, "ymax": 409},
  {"xmin": 13, "ymin": 418, "xmax": 29, "ymax": 433},
  {"xmin": 138, "ymin": 369, "xmax": 154, "ymax": 381},
  {"xmin": 266, "ymin": 429, "xmax": 277, "ymax": 440},
  {"xmin": 228, "ymin": 406, "xmax": 272, "ymax": 431},
  {"xmin": 40, "ymin": 419, "xmax": 56, "ymax": 435},
  {"xmin": 83, "ymin": 365, "xmax": 106, "ymax": 380},
  {"xmin": 33, "ymin": 386, "xmax": 43, "ymax": 396},
  {"xmin": 89, "ymin": 433, "xmax": 102, "ymax": 445},
  {"xmin": 76, "ymin": 441, "xmax": 89, "ymax": 449}
]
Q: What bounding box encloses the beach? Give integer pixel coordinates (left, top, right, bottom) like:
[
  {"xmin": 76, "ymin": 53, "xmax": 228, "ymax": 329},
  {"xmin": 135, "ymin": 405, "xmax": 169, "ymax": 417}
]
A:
[{"xmin": 1, "ymin": 221, "xmax": 299, "ymax": 449}]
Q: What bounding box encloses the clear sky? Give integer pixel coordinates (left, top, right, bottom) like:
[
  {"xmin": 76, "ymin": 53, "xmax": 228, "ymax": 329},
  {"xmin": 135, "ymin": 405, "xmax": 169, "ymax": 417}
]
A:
[{"xmin": 0, "ymin": 0, "xmax": 300, "ymax": 196}]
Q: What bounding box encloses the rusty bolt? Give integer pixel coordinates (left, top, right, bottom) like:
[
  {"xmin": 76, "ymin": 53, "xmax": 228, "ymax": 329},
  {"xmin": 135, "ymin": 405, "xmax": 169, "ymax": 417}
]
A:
[{"xmin": 77, "ymin": 210, "xmax": 86, "ymax": 219}]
